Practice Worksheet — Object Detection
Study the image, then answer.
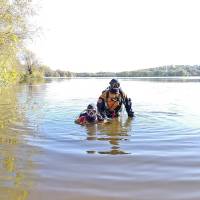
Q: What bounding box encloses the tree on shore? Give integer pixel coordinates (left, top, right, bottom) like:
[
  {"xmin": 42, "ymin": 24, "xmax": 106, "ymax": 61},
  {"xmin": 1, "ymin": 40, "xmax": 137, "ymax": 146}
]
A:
[
  {"xmin": 0, "ymin": 0, "xmax": 37, "ymax": 85},
  {"xmin": 21, "ymin": 49, "xmax": 39, "ymax": 75}
]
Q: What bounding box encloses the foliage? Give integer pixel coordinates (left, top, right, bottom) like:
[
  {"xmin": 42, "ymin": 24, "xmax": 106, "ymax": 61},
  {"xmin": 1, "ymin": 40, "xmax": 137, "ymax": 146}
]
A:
[
  {"xmin": 73, "ymin": 65, "xmax": 200, "ymax": 77},
  {"xmin": 0, "ymin": 0, "xmax": 36, "ymax": 85},
  {"xmin": 42, "ymin": 66, "xmax": 72, "ymax": 77}
]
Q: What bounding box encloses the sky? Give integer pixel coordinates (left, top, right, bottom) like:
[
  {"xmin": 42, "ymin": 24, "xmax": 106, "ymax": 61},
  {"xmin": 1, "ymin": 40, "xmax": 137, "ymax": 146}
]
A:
[{"xmin": 29, "ymin": 0, "xmax": 200, "ymax": 72}]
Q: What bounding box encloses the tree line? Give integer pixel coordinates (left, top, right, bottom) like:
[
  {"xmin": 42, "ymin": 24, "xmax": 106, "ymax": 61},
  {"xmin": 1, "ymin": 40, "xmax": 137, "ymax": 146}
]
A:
[
  {"xmin": 42, "ymin": 66, "xmax": 72, "ymax": 77},
  {"xmin": 42, "ymin": 65, "xmax": 200, "ymax": 78},
  {"xmin": 73, "ymin": 65, "xmax": 200, "ymax": 77}
]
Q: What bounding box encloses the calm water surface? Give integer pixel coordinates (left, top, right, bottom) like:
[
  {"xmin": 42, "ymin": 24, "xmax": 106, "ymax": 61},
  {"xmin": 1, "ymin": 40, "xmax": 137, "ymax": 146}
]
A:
[{"xmin": 0, "ymin": 78, "xmax": 200, "ymax": 200}]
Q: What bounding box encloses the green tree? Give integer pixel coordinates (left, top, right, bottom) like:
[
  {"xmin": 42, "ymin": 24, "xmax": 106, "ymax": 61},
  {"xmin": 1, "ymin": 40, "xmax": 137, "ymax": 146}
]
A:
[{"xmin": 0, "ymin": 0, "xmax": 36, "ymax": 85}]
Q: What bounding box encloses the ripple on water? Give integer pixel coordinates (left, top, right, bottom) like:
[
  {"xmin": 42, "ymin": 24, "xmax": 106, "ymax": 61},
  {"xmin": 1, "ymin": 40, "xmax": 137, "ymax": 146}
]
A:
[{"xmin": 2, "ymin": 79, "xmax": 200, "ymax": 200}]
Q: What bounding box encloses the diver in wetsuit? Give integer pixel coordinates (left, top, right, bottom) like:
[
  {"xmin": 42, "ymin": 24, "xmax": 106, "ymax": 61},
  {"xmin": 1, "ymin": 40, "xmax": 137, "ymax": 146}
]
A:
[
  {"xmin": 97, "ymin": 79, "xmax": 134, "ymax": 119},
  {"xmin": 75, "ymin": 104, "xmax": 104, "ymax": 125}
]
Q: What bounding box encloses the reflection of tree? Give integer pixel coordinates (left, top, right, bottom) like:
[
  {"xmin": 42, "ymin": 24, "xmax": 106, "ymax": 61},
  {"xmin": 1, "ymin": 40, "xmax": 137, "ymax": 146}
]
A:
[
  {"xmin": 19, "ymin": 83, "xmax": 45, "ymax": 136},
  {"xmin": 85, "ymin": 117, "xmax": 133, "ymax": 155},
  {"xmin": 0, "ymin": 86, "xmax": 35, "ymax": 200}
]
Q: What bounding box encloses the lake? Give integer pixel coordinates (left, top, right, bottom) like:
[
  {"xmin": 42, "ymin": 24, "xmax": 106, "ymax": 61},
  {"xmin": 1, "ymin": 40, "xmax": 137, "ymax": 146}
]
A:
[{"xmin": 0, "ymin": 77, "xmax": 200, "ymax": 200}]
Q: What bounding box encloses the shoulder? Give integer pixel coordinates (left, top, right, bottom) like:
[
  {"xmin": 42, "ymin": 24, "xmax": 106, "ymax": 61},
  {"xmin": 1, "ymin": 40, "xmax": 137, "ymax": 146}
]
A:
[
  {"xmin": 99, "ymin": 89, "xmax": 109, "ymax": 99},
  {"xmin": 102, "ymin": 88, "xmax": 109, "ymax": 94},
  {"xmin": 119, "ymin": 88, "xmax": 126, "ymax": 97},
  {"xmin": 79, "ymin": 111, "xmax": 87, "ymax": 117}
]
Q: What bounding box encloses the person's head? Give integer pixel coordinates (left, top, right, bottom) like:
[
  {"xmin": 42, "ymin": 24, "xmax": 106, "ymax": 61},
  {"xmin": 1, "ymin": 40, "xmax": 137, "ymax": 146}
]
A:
[
  {"xmin": 86, "ymin": 104, "xmax": 97, "ymax": 122},
  {"xmin": 109, "ymin": 79, "xmax": 120, "ymax": 94}
]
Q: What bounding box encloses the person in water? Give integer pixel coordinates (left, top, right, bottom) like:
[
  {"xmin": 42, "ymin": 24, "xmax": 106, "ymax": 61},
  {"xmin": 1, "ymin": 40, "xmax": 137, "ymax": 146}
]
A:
[
  {"xmin": 75, "ymin": 104, "xmax": 105, "ymax": 125},
  {"xmin": 97, "ymin": 79, "xmax": 134, "ymax": 118}
]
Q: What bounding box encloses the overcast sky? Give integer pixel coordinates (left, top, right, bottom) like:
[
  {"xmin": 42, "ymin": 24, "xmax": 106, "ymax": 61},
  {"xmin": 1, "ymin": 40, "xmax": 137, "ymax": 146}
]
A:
[{"xmin": 30, "ymin": 0, "xmax": 200, "ymax": 72}]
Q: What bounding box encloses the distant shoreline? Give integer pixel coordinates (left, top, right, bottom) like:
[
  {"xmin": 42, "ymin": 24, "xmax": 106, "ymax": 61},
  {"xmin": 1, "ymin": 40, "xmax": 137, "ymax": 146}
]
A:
[
  {"xmin": 44, "ymin": 76, "xmax": 200, "ymax": 83},
  {"xmin": 45, "ymin": 76, "xmax": 200, "ymax": 78},
  {"xmin": 44, "ymin": 65, "xmax": 200, "ymax": 78}
]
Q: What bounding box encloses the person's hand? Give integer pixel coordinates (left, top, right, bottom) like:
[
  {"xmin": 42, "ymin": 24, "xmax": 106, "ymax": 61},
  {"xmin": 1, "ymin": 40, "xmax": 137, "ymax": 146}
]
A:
[{"xmin": 128, "ymin": 111, "xmax": 135, "ymax": 118}]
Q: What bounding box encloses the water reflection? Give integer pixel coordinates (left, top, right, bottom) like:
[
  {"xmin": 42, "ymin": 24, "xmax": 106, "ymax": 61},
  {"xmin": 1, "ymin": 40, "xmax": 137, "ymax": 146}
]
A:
[
  {"xmin": 45, "ymin": 77, "xmax": 72, "ymax": 83},
  {"xmin": 85, "ymin": 117, "xmax": 133, "ymax": 155},
  {"xmin": 0, "ymin": 86, "xmax": 35, "ymax": 200}
]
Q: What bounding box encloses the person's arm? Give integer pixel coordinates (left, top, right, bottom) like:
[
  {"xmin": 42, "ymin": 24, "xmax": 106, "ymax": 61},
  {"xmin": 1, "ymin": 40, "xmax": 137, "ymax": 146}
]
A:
[
  {"xmin": 125, "ymin": 97, "xmax": 134, "ymax": 117},
  {"xmin": 120, "ymin": 89, "xmax": 134, "ymax": 117},
  {"xmin": 97, "ymin": 91, "xmax": 107, "ymax": 118},
  {"xmin": 75, "ymin": 111, "xmax": 87, "ymax": 124},
  {"xmin": 97, "ymin": 113, "xmax": 104, "ymax": 122},
  {"xmin": 75, "ymin": 115, "xmax": 86, "ymax": 125}
]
